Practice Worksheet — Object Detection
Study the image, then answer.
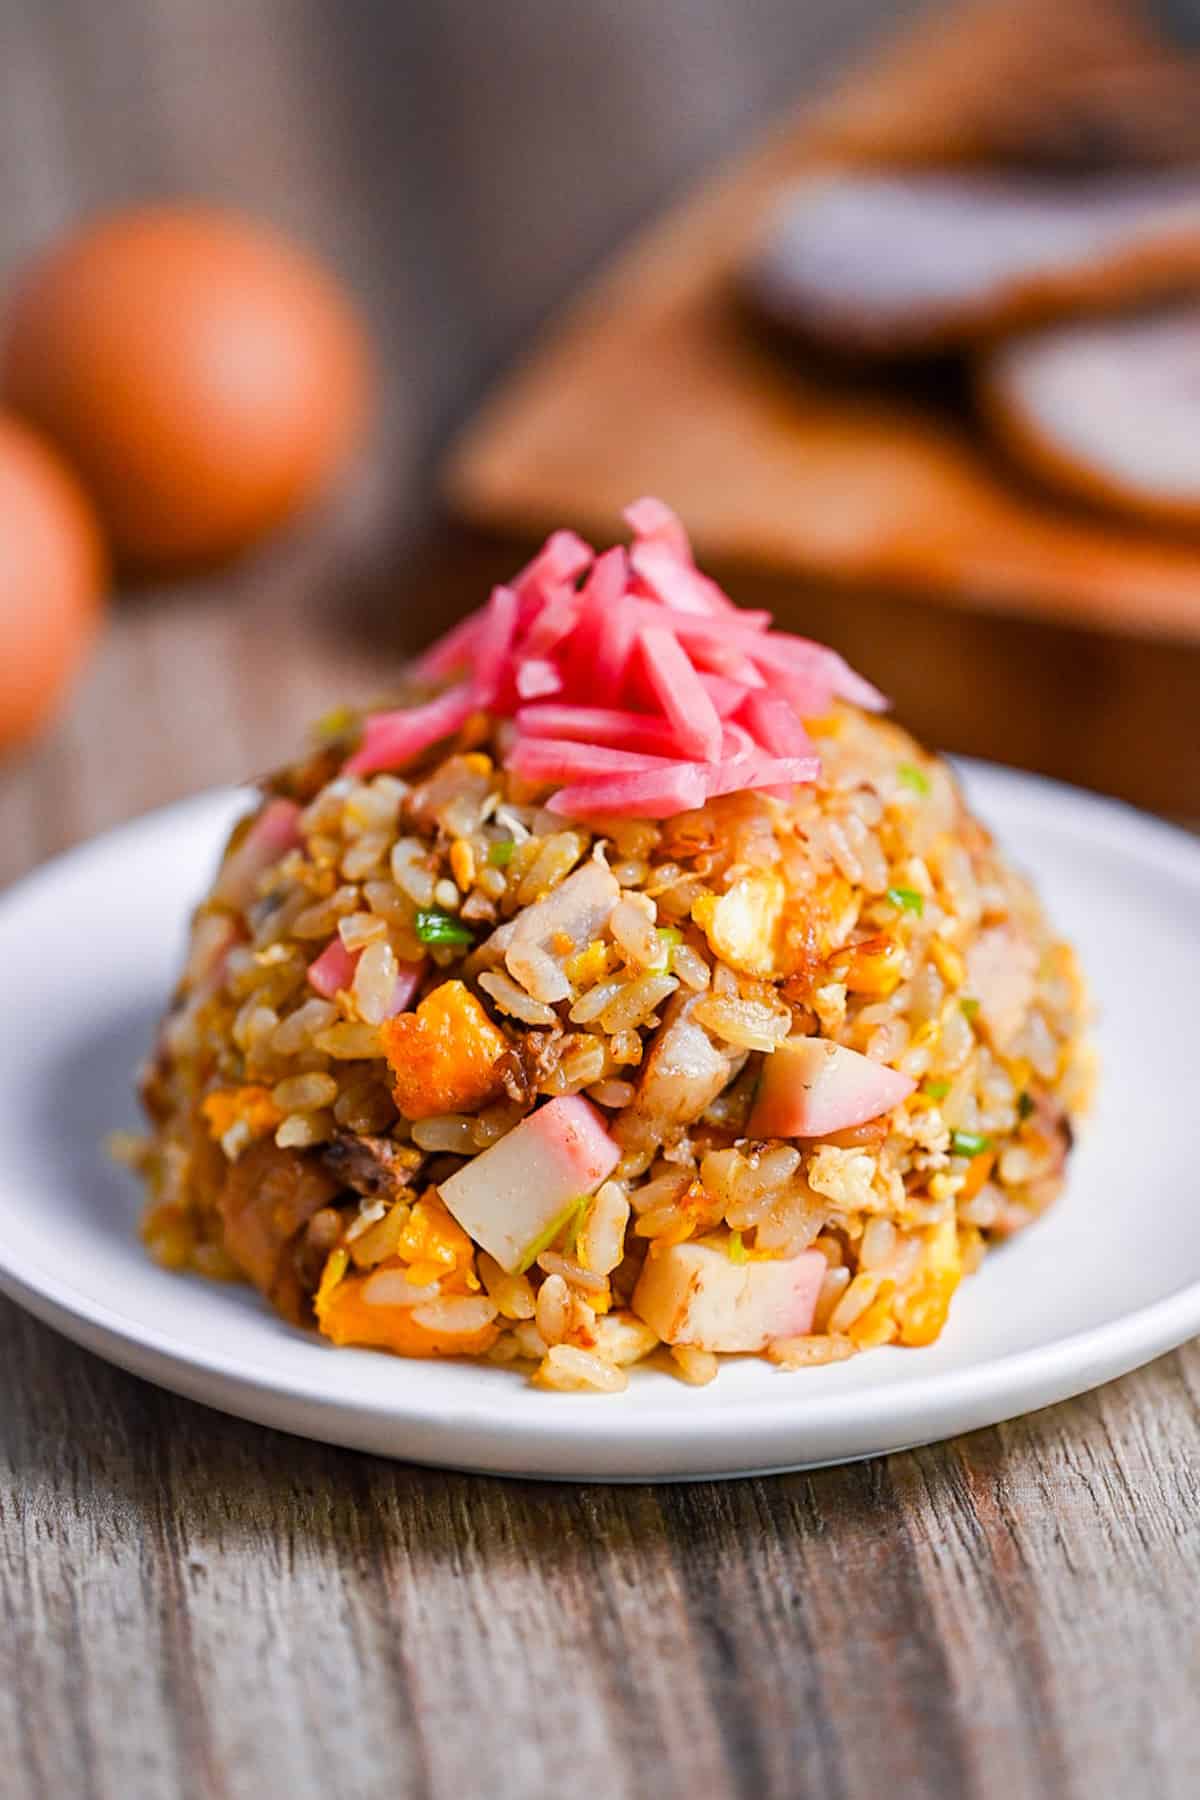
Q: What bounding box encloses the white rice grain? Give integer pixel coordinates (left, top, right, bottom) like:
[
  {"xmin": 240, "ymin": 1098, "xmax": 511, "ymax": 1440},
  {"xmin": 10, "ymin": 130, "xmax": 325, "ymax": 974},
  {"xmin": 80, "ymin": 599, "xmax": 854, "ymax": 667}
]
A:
[
  {"xmin": 478, "ymin": 969, "xmax": 558, "ymax": 1027},
  {"xmin": 534, "ymin": 1344, "xmax": 628, "ymax": 1393}
]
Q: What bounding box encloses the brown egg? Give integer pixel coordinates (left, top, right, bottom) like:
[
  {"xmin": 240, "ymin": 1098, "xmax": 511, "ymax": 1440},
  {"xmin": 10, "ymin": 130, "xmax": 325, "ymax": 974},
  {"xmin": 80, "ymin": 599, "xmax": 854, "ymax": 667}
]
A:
[
  {"xmin": 0, "ymin": 414, "xmax": 107, "ymax": 753},
  {"xmin": 1, "ymin": 205, "xmax": 372, "ymax": 571}
]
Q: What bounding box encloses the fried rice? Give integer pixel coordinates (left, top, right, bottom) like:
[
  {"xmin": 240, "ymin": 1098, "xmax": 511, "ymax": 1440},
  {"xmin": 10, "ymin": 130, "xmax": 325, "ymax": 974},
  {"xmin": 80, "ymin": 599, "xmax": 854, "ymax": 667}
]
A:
[{"xmin": 127, "ymin": 503, "xmax": 1093, "ymax": 1392}]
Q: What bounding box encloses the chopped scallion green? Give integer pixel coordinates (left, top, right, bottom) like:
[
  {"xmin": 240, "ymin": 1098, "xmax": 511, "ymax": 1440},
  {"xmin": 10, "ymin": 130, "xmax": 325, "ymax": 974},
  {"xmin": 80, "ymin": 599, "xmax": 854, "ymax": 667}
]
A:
[
  {"xmin": 515, "ymin": 1198, "xmax": 584, "ymax": 1274},
  {"xmin": 897, "ymin": 762, "xmax": 930, "ymax": 796},
  {"xmin": 922, "ymin": 1079, "xmax": 950, "ymax": 1101},
  {"xmin": 414, "ymin": 908, "xmax": 474, "ymax": 947},
  {"xmin": 950, "ymin": 1129, "xmax": 992, "ymax": 1158},
  {"xmin": 649, "ymin": 926, "xmax": 682, "ymax": 973},
  {"xmin": 487, "ymin": 839, "xmax": 515, "ymax": 869},
  {"xmin": 960, "ymin": 996, "xmax": 980, "ymax": 1021},
  {"xmin": 562, "ymin": 1195, "xmax": 590, "ymax": 1256},
  {"xmin": 886, "ymin": 885, "xmax": 924, "ymax": 916},
  {"xmin": 728, "ymin": 1230, "xmax": 747, "ymax": 1264}
]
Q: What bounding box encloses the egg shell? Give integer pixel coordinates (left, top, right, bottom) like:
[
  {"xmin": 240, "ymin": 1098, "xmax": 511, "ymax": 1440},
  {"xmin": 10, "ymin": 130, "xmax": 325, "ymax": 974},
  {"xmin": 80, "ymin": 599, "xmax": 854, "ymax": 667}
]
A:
[
  {"xmin": 0, "ymin": 414, "xmax": 106, "ymax": 754},
  {"xmin": 1, "ymin": 205, "xmax": 372, "ymax": 570}
]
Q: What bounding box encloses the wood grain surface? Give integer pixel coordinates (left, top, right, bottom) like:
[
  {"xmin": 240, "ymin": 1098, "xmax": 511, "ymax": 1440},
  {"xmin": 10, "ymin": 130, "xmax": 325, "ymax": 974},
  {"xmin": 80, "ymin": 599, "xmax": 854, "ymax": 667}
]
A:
[{"xmin": 1, "ymin": 4, "xmax": 1199, "ymax": 1798}]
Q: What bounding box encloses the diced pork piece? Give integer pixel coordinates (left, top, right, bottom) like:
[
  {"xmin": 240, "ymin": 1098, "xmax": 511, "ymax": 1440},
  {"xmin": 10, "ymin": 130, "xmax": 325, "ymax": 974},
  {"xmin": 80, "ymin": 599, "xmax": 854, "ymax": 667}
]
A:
[
  {"xmin": 965, "ymin": 925, "xmax": 1037, "ymax": 1053},
  {"xmin": 485, "ymin": 858, "xmax": 619, "ymax": 1005},
  {"xmin": 437, "ymin": 1096, "xmax": 620, "ymax": 1272},
  {"xmin": 217, "ymin": 1139, "xmax": 340, "ymax": 1323},
  {"xmin": 615, "ymin": 992, "xmax": 746, "ymax": 1168},
  {"xmin": 633, "ymin": 1235, "xmax": 825, "ymax": 1351},
  {"xmin": 500, "ymin": 1026, "xmax": 567, "ymax": 1107},
  {"xmin": 482, "ymin": 853, "xmax": 618, "ymax": 1008},
  {"xmin": 319, "ymin": 1131, "xmax": 421, "ymax": 1204},
  {"xmin": 748, "ymin": 1036, "xmax": 915, "ymax": 1139}
]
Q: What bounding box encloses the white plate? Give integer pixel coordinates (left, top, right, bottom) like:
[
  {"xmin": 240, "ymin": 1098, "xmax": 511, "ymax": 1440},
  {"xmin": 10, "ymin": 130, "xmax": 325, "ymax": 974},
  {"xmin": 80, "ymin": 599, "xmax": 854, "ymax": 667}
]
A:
[{"xmin": 0, "ymin": 764, "xmax": 1197, "ymax": 1481}]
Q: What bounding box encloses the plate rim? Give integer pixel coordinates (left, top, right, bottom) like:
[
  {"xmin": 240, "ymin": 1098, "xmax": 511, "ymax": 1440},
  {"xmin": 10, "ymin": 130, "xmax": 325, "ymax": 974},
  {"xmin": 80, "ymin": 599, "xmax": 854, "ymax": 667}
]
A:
[{"xmin": 1, "ymin": 760, "xmax": 1198, "ymax": 1477}]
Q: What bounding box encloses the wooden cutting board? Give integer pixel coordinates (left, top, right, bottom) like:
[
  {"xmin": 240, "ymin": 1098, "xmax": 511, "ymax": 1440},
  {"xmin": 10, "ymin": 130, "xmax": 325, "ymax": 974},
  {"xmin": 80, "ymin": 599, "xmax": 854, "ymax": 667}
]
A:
[{"xmin": 444, "ymin": 0, "xmax": 1200, "ymax": 644}]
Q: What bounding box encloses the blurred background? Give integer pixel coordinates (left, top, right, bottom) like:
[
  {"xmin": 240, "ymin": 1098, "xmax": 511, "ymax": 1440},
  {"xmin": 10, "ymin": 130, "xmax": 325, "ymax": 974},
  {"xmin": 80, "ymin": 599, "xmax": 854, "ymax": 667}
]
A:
[{"xmin": 1, "ymin": 0, "xmax": 1198, "ymax": 882}]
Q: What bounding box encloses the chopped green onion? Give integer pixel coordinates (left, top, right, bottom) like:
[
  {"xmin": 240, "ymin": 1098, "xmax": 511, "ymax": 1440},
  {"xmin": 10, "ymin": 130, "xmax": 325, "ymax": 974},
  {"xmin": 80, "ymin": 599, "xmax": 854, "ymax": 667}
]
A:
[
  {"xmin": 562, "ymin": 1194, "xmax": 590, "ymax": 1256},
  {"xmin": 649, "ymin": 926, "xmax": 682, "ymax": 974},
  {"xmin": 1018, "ymin": 1091, "xmax": 1034, "ymax": 1121},
  {"xmin": 515, "ymin": 1197, "xmax": 586, "ymax": 1274},
  {"xmin": 950, "ymin": 1129, "xmax": 992, "ymax": 1158},
  {"xmin": 922, "ymin": 1079, "xmax": 951, "ymax": 1102},
  {"xmin": 487, "ymin": 839, "xmax": 515, "ymax": 869},
  {"xmin": 897, "ymin": 762, "xmax": 930, "ymax": 796},
  {"xmin": 728, "ymin": 1230, "xmax": 747, "ymax": 1264},
  {"xmin": 960, "ymin": 996, "xmax": 980, "ymax": 1021},
  {"xmin": 886, "ymin": 885, "xmax": 924, "ymax": 916},
  {"xmin": 414, "ymin": 908, "xmax": 474, "ymax": 947}
]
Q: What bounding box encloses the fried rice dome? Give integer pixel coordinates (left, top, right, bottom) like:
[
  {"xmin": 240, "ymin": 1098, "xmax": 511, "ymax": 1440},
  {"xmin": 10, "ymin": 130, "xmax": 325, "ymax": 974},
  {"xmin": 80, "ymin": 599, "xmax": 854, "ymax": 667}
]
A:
[{"xmin": 128, "ymin": 506, "xmax": 1091, "ymax": 1391}]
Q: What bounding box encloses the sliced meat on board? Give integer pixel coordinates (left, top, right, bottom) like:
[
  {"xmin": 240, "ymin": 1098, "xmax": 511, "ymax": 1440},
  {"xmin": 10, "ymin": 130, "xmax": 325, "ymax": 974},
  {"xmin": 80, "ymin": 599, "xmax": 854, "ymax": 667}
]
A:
[
  {"xmin": 979, "ymin": 307, "xmax": 1200, "ymax": 525},
  {"xmin": 748, "ymin": 172, "xmax": 1200, "ymax": 355}
]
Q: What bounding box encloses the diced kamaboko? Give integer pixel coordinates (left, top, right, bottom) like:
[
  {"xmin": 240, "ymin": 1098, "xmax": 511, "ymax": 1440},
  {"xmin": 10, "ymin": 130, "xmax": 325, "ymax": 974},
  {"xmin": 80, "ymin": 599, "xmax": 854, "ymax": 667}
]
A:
[
  {"xmin": 633, "ymin": 1235, "xmax": 825, "ymax": 1351},
  {"xmin": 748, "ymin": 1036, "xmax": 916, "ymax": 1138},
  {"xmin": 213, "ymin": 799, "xmax": 301, "ymax": 909},
  {"xmin": 437, "ymin": 1096, "xmax": 621, "ymax": 1273}
]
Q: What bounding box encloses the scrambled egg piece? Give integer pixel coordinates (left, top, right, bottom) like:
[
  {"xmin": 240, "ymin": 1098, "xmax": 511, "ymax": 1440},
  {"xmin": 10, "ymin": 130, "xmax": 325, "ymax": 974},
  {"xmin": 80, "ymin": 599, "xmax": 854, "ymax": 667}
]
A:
[
  {"xmin": 394, "ymin": 1192, "xmax": 479, "ymax": 1288},
  {"xmin": 315, "ymin": 1193, "xmax": 493, "ymax": 1357},
  {"xmin": 381, "ymin": 980, "xmax": 507, "ymax": 1120},
  {"xmin": 848, "ymin": 1279, "xmax": 898, "ymax": 1349},
  {"xmin": 692, "ymin": 870, "xmax": 785, "ymax": 976},
  {"xmin": 832, "ymin": 934, "xmax": 905, "ymax": 997},
  {"xmin": 806, "ymin": 1145, "xmax": 880, "ymax": 1213},
  {"xmin": 565, "ymin": 939, "xmax": 608, "ymax": 988},
  {"xmin": 316, "ymin": 1268, "xmax": 498, "ymax": 1357},
  {"xmin": 897, "ymin": 1216, "xmax": 962, "ymax": 1347},
  {"xmin": 201, "ymin": 1085, "xmax": 283, "ymax": 1145}
]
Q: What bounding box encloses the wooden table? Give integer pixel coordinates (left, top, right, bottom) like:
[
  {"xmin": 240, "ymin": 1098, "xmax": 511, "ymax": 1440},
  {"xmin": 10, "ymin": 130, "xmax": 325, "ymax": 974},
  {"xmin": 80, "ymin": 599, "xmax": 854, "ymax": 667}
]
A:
[{"xmin": 2, "ymin": 4, "xmax": 1199, "ymax": 1796}]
